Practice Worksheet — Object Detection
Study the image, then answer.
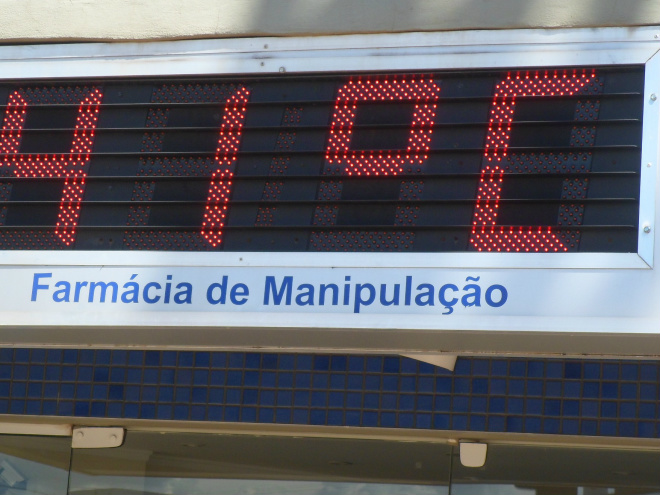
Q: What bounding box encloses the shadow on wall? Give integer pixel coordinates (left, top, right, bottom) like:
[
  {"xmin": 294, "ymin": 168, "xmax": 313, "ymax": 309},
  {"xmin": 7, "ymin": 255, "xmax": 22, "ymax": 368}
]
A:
[{"xmin": 240, "ymin": 0, "xmax": 657, "ymax": 35}]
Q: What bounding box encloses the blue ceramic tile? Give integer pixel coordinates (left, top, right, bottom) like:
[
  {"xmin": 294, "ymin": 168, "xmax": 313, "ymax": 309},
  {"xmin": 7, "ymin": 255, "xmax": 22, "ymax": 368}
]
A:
[
  {"xmin": 473, "ymin": 359, "xmax": 489, "ymax": 375},
  {"xmin": 46, "ymin": 350, "xmax": 63, "ymax": 364},
  {"xmin": 546, "ymin": 381, "xmax": 561, "ymax": 397},
  {"xmin": 312, "ymin": 374, "xmax": 328, "ymax": 388},
  {"xmin": 364, "ymin": 393, "xmax": 379, "ymax": 409},
  {"xmin": 509, "ymin": 361, "xmax": 526, "ymax": 377},
  {"xmin": 382, "ymin": 376, "xmax": 398, "ymax": 392},
  {"xmin": 603, "ymin": 364, "xmax": 619, "ymax": 380},
  {"xmin": 542, "ymin": 418, "xmax": 559, "ymax": 433},
  {"xmin": 525, "ymin": 399, "xmax": 542, "ymax": 415},
  {"xmin": 111, "ymin": 351, "xmax": 127, "ymax": 365},
  {"xmin": 640, "ymin": 364, "xmax": 658, "ymax": 381},
  {"xmin": 80, "ymin": 350, "xmax": 95, "ymax": 364},
  {"xmin": 311, "ymin": 391, "xmax": 327, "ymax": 407},
  {"xmin": 416, "ymin": 413, "xmax": 432, "ymax": 428},
  {"xmin": 454, "ymin": 378, "xmax": 470, "ymax": 394},
  {"xmin": 563, "ymin": 400, "xmax": 579, "ymax": 416},
  {"xmin": 225, "ymin": 389, "xmax": 240, "ymax": 404},
  {"xmin": 366, "ymin": 357, "xmax": 382, "ymax": 372},
  {"xmin": 506, "ymin": 416, "xmax": 523, "ymax": 432},
  {"xmin": 490, "ymin": 379, "xmax": 506, "ymax": 395},
  {"xmin": 507, "ymin": 398, "xmax": 523, "ymax": 414},
  {"xmin": 381, "ymin": 394, "xmax": 397, "ymax": 410},
  {"xmin": 162, "ymin": 351, "xmax": 177, "ymax": 367},
  {"xmin": 13, "ymin": 366, "xmax": 28, "ymax": 381},
  {"xmin": 275, "ymin": 408, "xmax": 292, "ymax": 423},
  {"xmin": 524, "ymin": 417, "xmax": 541, "ymax": 432},
  {"xmin": 601, "ymin": 382, "xmax": 618, "ymax": 399},
  {"xmin": 417, "ymin": 395, "xmax": 433, "ymax": 411},
  {"xmin": 262, "ymin": 354, "xmax": 278, "ymax": 370},
  {"xmin": 527, "ymin": 380, "xmax": 543, "ymax": 397},
  {"xmin": 544, "ymin": 400, "xmax": 560, "ymax": 416},
  {"xmin": 278, "ymin": 355, "xmax": 295, "ymax": 370},
  {"xmin": 314, "ymin": 356, "xmax": 330, "ymax": 371},
  {"xmin": 508, "ymin": 380, "xmax": 524, "ymax": 396},
  {"xmin": 208, "ymin": 388, "xmax": 224, "ymax": 403},
  {"xmin": 433, "ymin": 414, "xmax": 450, "ymax": 429},
  {"xmin": 454, "ymin": 359, "xmax": 471, "ymax": 376},
  {"xmin": 328, "ymin": 392, "xmax": 343, "ymax": 408},
  {"xmin": 582, "ymin": 400, "xmax": 599, "ymax": 418},
  {"xmin": 346, "ymin": 393, "xmax": 362, "ymax": 408},
  {"xmin": 179, "ymin": 352, "xmax": 195, "ymax": 367},
  {"xmin": 399, "ymin": 413, "xmax": 414, "ymax": 428},
  {"xmin": 348, "ymin": 357, "xmax": 364, "ymax": 372},
  {"xmin": 491, "ymin": 360, "xmax": 508, "ymax": 376},
  {"xmin": 245, "ymin": 353, "xmax": 260, "ymax": 369},
  {"xmin": 93, "ymin": 367, "xmax": 109, "ymax": 382},
  {"xmin": 488, "ymin": 416, "xmax": 505, "ymax": 431},
  {"xmin": 145, "ymin": 351, "xmax": 160, "ymax": 366},
  {"xmin": 583, "ymin": 363, "xmax": 600, "ymax": 379},
  {"xmin": 211, "ymin": 352, "xmax": 228, "ymax": 368},
  {"xmin": 452, "ymin": 415, "xmax": 468, "ymax": 430},
  {"xmin": 109, "ymin": 385, "xmax": 125, "ymax": 400},
  {"xmin": 600, "ymin": 420, "xmax": 617, "ymax": 436},
  {"xmin": 142, "ymin": 386, "xmax": 157, "ymax": 402},
  {"xmin": 562, "ymin": 419, "xmax": 579, "ymax": 434},
  {"xmin": 276, "ymin": 391, "xmax": 292, "ymax": 406},
  {"xmin": 401, "ymin": 358, "xmax": 417, "ymax": 374},
  {"xmin": 78, "ymin": 367, "xmax": 93, "ymax": 382},
  {"xmin": 14, "ymin": 349, "xmax": 30, "ymax": 363},
  {"xmin": 295, "ymin": 373, "xmax": 312, "ymax": 388},
  {"xmin": 195, "ymin": 352, "xmax": 211, "ymax": 367},
  {"xmin": 472, "ymin": 378, "xmax": 488, "ymax": 394},
  {"xmin": 620, "ymin": 383, "xmax": 637, "ymax": 400},
  {"xmin": 296, "ymin": 355, "xmax": 312, "ymax": 370}
]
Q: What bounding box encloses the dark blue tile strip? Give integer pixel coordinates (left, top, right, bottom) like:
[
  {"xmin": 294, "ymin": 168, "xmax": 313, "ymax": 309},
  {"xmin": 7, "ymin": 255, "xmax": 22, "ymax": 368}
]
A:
[{"xmin": 0, "ymin": 349, "xmax": 657, "ymax": 438}]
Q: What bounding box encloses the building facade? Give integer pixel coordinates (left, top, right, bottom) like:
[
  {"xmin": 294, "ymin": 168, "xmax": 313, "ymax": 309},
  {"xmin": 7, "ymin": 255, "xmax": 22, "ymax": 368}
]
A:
[{"xmin": 0, "ymin": 1, "xmax": 658, "ymax": 493}]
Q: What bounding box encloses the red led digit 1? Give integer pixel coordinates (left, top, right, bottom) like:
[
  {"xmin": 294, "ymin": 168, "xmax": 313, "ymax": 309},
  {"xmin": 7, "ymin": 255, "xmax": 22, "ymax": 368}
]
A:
[
  {"xmin": 201, "ymin": 86, "xmax": 250, "ymax": 247},
  {"xmin": 470, "ymin": 70, "xmax": 596, "ymax": 252},
  {"xmin": 326, "ymin": 76, "xmax": 441, "ymax": 176},
  {"xmin": 0, "ymin": 87, "xmax": 103, "ymax": 245}
]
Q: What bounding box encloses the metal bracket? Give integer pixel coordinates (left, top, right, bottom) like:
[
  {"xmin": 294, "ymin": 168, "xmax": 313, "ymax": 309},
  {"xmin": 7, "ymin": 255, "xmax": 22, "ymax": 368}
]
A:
[
  {"xmin": 459, "ymin": 441, "xmax": 488, "ymax": 467},
  {"xmin": 71, "ymin": 427, "xmax": 125, "ymax": 449}
]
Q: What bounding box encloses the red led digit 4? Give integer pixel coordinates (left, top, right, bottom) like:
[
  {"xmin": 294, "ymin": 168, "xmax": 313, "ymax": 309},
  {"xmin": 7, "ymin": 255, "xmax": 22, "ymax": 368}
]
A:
[
  {"xmin": 0, "ymin": 87, "xmax": 103, "ymax": 245},
  {"xmin": 470, "ymin": 70, "xmax": 596, "ymax": 252},
  {"xmin": 326, "ymin": 76, "xmax": 441, "ymax": 176}
]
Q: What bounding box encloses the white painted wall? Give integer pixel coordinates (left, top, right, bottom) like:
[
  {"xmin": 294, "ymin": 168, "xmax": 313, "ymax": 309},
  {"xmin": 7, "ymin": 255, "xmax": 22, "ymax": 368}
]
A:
[{"xmin": 1, "ymin": 0, "xmax": 659, "ymax": 43}]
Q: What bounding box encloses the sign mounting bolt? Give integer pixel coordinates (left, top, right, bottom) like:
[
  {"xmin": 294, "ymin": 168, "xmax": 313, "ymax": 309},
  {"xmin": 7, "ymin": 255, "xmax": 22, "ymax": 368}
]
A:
[
  {"xmin": 644, "ymin": 225, "xmax": 651, "ymax": 234},
  {"xmin": 651, "ymin": 94, "xmax": 657, "ymax": 101}
]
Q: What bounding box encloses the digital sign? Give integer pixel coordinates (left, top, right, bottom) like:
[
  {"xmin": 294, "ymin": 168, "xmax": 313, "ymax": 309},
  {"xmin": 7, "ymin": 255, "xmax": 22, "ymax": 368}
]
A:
[{"xmin": 0, "ymin": 66, "xmax": 643, "ymax": 253}]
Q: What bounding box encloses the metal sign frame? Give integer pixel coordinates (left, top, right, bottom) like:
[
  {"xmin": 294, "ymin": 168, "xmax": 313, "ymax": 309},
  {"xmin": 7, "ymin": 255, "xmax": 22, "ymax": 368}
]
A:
[{"xmin": 0, "ymin": 27, "xmax": 658, "ymax": 357}]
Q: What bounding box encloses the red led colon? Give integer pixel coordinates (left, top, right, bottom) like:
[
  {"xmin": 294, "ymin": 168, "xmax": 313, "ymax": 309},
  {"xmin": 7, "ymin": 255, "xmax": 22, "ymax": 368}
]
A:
[
  {"xmin": 470, "ymin": 70, "xmax": 596, "ymax": 252},
  {"xmin": 325, "ymin": 76, "xmax": 440, "ymax": 176},
  {"xmin": 201, "ymin": 86, "xmax": 250, "ymax": 246},
  {"xmin": 0, "ymin": 87, "xmax": 102, "ymax": 245}
]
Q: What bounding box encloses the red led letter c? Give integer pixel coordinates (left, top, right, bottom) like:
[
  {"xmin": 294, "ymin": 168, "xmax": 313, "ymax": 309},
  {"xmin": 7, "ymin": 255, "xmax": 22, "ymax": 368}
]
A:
[{"xmin": 470, "ymin": 70, "xmax": 597, "ymax": 252}]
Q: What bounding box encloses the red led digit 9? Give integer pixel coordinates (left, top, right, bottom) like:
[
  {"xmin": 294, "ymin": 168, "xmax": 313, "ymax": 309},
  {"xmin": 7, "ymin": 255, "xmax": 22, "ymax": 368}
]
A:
[{"xmin": 326, "ymin": 76, "xmax": 440, "ymax": 176}]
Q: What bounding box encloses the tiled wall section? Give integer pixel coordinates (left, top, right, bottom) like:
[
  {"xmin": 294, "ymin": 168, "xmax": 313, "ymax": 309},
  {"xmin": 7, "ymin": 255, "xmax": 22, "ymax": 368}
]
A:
[{"xmin": 0, "ymin": 349, "xmax": 658, "ymax": 438}]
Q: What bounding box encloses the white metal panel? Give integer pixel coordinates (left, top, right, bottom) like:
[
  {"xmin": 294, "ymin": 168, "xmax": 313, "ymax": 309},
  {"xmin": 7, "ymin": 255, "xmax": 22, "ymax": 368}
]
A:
[{"xmin": 0, "ymin": 27, "xmax": 654, "ymax": 357}]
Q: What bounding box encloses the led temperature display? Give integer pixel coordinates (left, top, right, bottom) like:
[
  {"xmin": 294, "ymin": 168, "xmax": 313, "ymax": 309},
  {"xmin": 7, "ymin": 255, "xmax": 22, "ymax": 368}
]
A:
[{"xmin": 0, "ymin": 66, "xmax": 644, "ymax": 252}]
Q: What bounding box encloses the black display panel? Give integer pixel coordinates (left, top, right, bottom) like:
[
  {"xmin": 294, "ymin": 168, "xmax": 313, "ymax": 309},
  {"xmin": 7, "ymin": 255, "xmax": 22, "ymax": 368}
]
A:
[{"xmin": 0, "ymin": 66, "xmax": 644, "ymax": 251}]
